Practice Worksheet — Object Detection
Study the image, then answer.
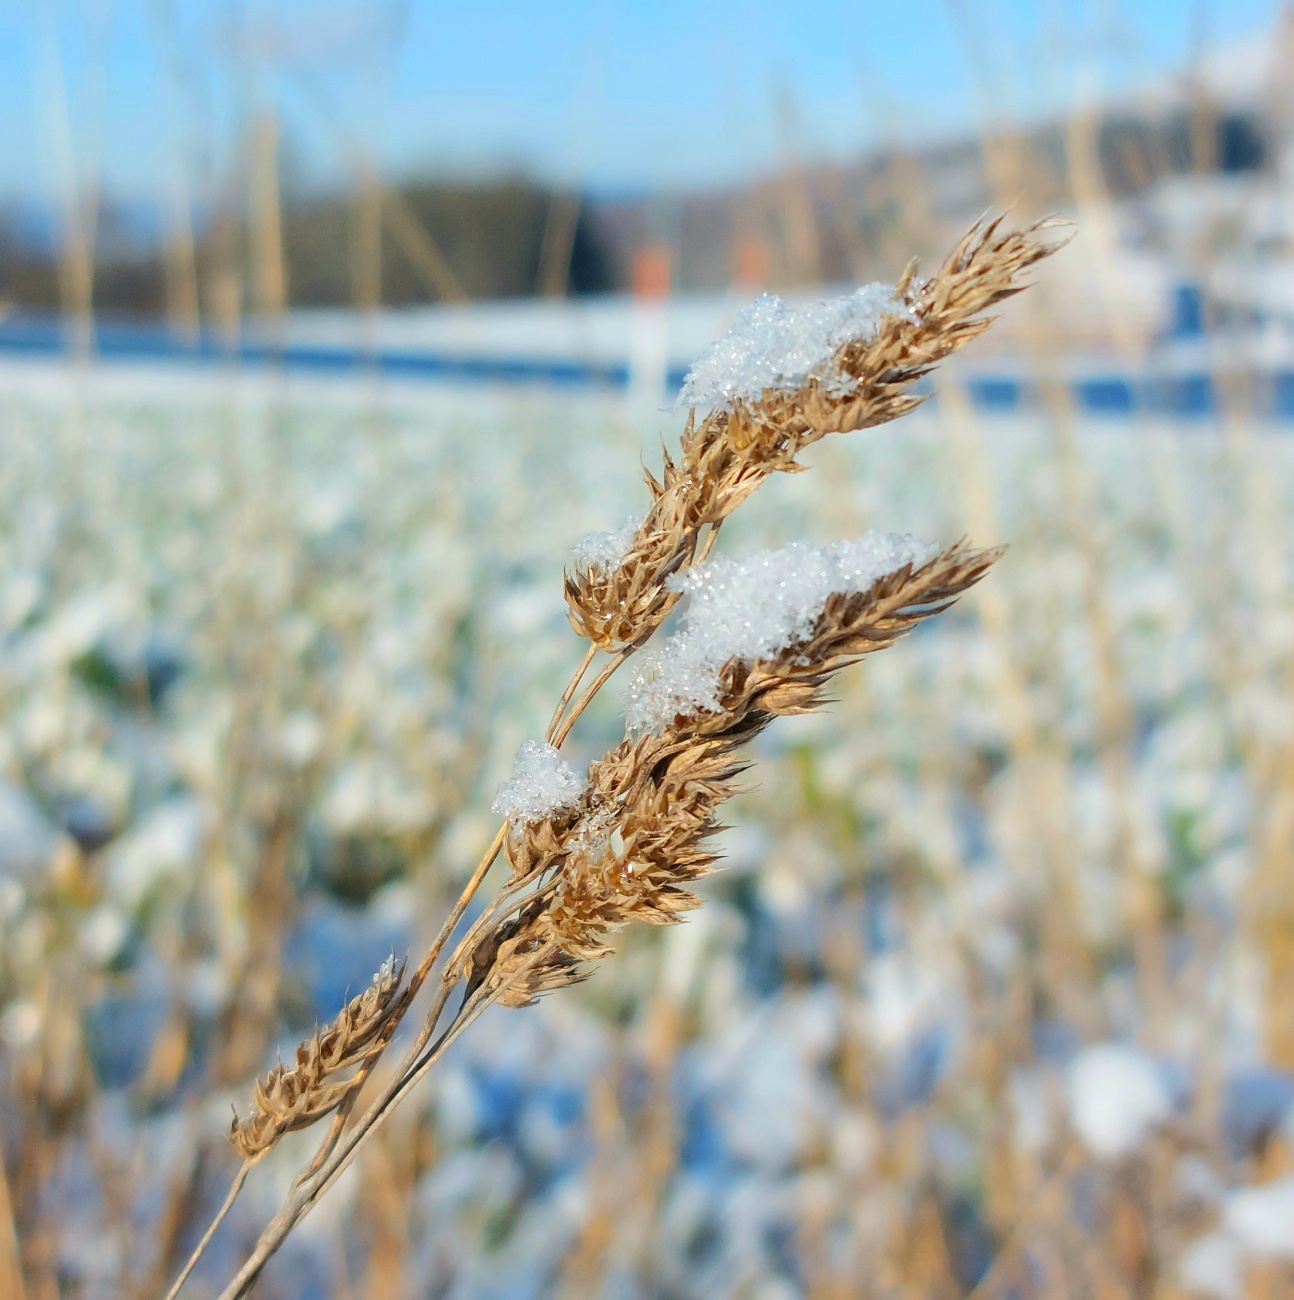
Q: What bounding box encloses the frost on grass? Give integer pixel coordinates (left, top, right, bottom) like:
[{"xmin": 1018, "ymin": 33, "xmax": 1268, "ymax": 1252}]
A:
[
  {"xmin": 625, "ymin": 532, "xmax": 936, "ymax": 734},
  {"xmin": 571, "ymin": 514, "xmax": 640, "ymax": 571},
  {"xmin": 491, "ymin": 741, "xmax": 588, "ymax": 823},
  {"xmin": 676, "ymin": 283, "xmax": 903, "ymax": 412},
  {"xmin": 1066, "ymin": 1042, "xmax": 1173, "ymax": 1159}
]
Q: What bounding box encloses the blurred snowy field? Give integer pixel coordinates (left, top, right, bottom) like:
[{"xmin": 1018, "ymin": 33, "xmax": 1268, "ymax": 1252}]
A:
[{"xmin": 2, "ymin": 356, "xmax": 1294, "ymax": 1298}]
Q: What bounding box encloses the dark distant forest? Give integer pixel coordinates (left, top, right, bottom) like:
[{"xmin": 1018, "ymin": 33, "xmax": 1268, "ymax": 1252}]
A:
[{"xmin": 0, "ymin": 104, "xmax": 1267, "ymax": 318}]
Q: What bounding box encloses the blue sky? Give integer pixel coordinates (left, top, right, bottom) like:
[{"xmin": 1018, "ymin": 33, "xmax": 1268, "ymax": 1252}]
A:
[{"xmin": 0, "ymin": 0, "xmax": 1281, "ymax": 214}]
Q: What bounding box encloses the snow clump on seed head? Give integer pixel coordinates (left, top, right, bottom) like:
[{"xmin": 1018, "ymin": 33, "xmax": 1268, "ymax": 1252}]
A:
[
  {"xmin": 492, "ymin": 741, "xmax": 588, "ymax": 823},
  {"xmin": 571, "ymin": 514, "xmax": 641, "ymax": 572},
  {"xmin": 624, "ymin": 531, "xmax": 936, "ymax": 734},
  {"xmin": 676, "ymin": 282, "xmax": 904, "ymax": 412}
]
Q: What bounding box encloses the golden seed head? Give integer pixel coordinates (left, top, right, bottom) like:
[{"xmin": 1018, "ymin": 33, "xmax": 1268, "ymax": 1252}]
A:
[
  {"xmin": 504, "ymin": 544, "xmax": 1001, "ymax": 986},
  {"xmin": 229, "ymin": 955, "xmax": 406, "ymax": 1160},
  {"xmin": 564, "ymin": 218, "xmax": 1060, "ymax": 652}
]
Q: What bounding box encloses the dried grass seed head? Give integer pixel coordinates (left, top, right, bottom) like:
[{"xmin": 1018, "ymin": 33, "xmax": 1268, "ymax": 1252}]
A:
[
  {"xmin": 229, "ymin": 955, "xmax": 406, "ymax": 1160},
  {"xmin": 564, "ymin": 217, "xmax": 1062, "ymax": 651},
  {"xmin": 526, "ymin": 543, "xmax": 1001, "ymax": 973}
]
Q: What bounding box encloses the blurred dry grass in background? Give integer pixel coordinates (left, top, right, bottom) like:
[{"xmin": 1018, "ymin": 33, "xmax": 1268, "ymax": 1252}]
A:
[{"xmin": 3, "ymin": 3, "xmax": 1294, "ymax": 1299}]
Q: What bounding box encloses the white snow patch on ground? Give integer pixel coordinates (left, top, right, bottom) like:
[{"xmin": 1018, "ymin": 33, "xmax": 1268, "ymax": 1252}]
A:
[
  {"xmin": 1009, "ymin": 1068, "xmax": 1054, "ymax": 1155},
  {"xmin": 1066, "ymin": 1042, "xmax": 1173, "ymax": 1158},
  {"xmin": 105, "ymin": 798, "xmax": 207, "ymax": 911},
  {"xmin": 676, "ymin": 283, "xmax": 901, "ymax": 411},
  {"xmin": 863, "ymin": 950, "xmax": 946, "ymax": 1055},
  {"xmin": 625, "ymin": 533, "xmax": 936, "ymax": 733},
  {"xmin": 1179, "ymin": 1232, "xmax": 1244, "ymax": 1300},
  {"xmin": 0, "ymin": 779, "xmax": 59, "ymax": 879},
  {"xmin": 491, "ymin": 740, "xmax": 588, "ymax": 823},
  {"xmin": 1223, "ymin": 1175, "xmax": 1294, "ymax": 1260}
]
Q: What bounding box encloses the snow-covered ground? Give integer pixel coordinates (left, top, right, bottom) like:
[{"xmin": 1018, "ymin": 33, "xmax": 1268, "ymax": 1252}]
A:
[{"xmin": 0, "ymin": 353, "xmax": 1293, "ymax": 1297}]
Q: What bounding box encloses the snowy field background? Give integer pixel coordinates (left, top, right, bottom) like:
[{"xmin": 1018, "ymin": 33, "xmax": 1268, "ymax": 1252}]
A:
[{"xmin": 1, "ymin": 347, "xmax": 1294, "ymax": 1299}]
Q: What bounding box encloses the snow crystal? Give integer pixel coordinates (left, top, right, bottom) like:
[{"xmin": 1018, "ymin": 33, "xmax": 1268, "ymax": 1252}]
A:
[
  {"xmin": 491, "ymin": 740, "xmax": 588, "ymax": 823},
  {"xmin": 1066, "ymin": 1042, "xmax": 1173, "ymax": 1158},
  {"xmin": 624, "ymin": 532, "xmax": 936, "ymax": 733},
  {"xmin": 1179, "ymin": 1233, "xmax": 1243, "ymax": 1300},
  {"xmin": 571, "ymin": 515, "xmax": 640, "ymax": 571},
  {"xmin": 676, "ymin": 283, "xmax": 903, "ymax": 411},
  {"xmin": 1223, "ymin": 1175, "xmax": 1294, "ymax": 1260}
]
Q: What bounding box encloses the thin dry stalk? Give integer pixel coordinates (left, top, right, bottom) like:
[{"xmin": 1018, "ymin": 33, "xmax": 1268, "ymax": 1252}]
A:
[
  {"xmin": 964, "ymin": 1143, "xmax": 1084, "ymax": 1300},
  {"xmin": 1062, "ymin": 83, "xmax": 1266, "ymax": 1135},
  {"xmin": 381, "ymin": 187, "xmax": 469, "ymax": 304},
  {"xmin": 129, "ymin": 1141, "xmax": 202, "ymax": 1299},
  {"xmin": 168, "ymin": 215, "xmax": 1063, "ymax": 1299},
  {"xmin": 166, "ymin": 958, "xmax": 407, "ymax": 1294},
  {"xmin": 295, "ymin": 73, "xmax": 469, "ymax": 306},
  {"xmin": 355, "ymin": 1130, "xmax": 414, "ymax": 1299},
  {"xmin": 539, "ymin": 192, "xmax": 581, "ymax": 298},
  {"xmin": 937, "ymin": 371, "xmax": 1099, "ymax": 1028},
  {"xmin": 250, "ymin": 110, "xmax": 286, "ymax": 321},
  {"xmin": 555, "ymin": 1065, "xmax": 626, "ymax": 1295},
  {"xmin": 214, "ymin": 807, "xmax": 297, "ymax": 1087},
  {"xmin": 162, "ymin": 1163, "xmax": 251, "ymax": 1300},
  {"xmin": 1251, "ymin": 648, "xmax": 1294, "ymax": 1069},
  {"xmin": 350, "ymin": 162, "xmax": 382, "ymax": 319},
  {"xmin": 0, "ymin": 1118, "xmax": 25, "ymax": 1300},
  {"xmin": 1037, "ymin": 343, "xmax": 1175, "ymax": 1039},
  {"xmin": 163, "ymin": 167, "xmax": 201, "ymax": 344},
  {"xmin": 973, "ymin": 123, "xmax": 1173, "ymax": 1038},
  {"xmin": 629, "ymin": 991, "xmax": 684, "ymax": 1285}
]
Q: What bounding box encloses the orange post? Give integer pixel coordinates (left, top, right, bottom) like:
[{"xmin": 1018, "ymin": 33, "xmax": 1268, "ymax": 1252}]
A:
[
  {"xmin": 731, "ymin": 234, "xmax": 770, "ymax": 290},
  {"xmin": 631, "ymin": 243, "xmax": 672, "ymax": 299}
]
